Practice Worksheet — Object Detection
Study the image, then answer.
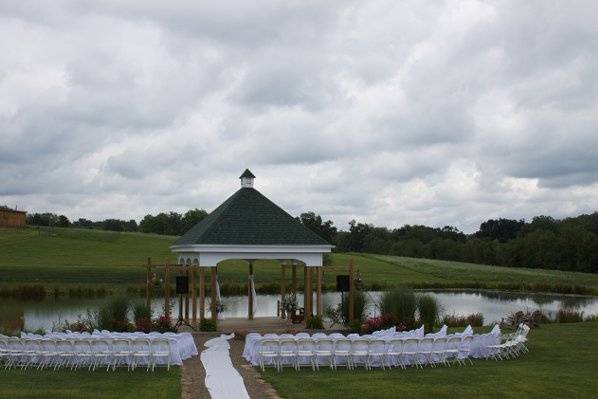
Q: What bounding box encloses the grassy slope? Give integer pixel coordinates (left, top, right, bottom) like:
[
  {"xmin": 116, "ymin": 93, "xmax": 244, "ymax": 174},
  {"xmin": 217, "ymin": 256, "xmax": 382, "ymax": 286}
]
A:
[
  {"xmin": 262, "ymin": 322, "xmax": 598, "ymax": 399},
  {"xmin": 1, "ymin": 227, "xmax": 598, "ymax": 292},
  {"xmin": 0, "ymin": 368, "xmax": 180, "ymax": 399}
]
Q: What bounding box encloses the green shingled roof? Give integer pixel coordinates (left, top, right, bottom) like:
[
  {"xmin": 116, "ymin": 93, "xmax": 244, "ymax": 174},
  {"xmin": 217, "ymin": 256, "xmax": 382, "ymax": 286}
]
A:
[{"xmin": 173, "ymin": 187, "xmax": 331, "ymax": 246}]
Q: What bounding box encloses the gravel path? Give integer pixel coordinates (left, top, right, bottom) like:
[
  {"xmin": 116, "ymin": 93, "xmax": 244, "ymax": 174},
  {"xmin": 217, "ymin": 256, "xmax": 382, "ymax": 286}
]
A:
[{"xmin": 181, "ymin": 334, "xmax": 279, "ymax": 399}]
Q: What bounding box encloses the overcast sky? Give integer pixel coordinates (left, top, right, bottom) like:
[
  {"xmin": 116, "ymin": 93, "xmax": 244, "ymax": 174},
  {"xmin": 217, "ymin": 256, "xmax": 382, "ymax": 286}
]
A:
[{"xmin": 1, "ymin": 1, "xmax": 598, "ymax": 233}]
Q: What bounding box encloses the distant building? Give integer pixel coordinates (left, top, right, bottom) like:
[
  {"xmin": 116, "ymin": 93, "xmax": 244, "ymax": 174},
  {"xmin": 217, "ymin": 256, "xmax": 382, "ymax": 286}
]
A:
[{"xmin": 0, "ymin": 208, "xmax": 26, "ymax": 228}]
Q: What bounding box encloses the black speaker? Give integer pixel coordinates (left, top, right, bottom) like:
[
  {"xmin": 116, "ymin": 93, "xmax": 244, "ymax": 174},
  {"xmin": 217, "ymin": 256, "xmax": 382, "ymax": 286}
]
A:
[
  {"xmin": 336, "ymin": 275, "xmax": 350, "ymax": 292},
  {"xmin": 175, "ymin": 276, "xmax": 189, "ymax": 294}
]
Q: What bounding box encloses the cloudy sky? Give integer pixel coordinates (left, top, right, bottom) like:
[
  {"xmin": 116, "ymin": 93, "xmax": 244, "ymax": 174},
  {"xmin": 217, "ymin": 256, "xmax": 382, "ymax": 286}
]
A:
[{"xmin": 1, "ymin": 1, "xmax": 598, "ymax": 232}]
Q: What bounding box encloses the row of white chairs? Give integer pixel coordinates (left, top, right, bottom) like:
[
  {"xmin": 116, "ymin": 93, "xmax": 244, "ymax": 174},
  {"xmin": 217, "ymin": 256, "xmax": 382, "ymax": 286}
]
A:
[
  {"xmin": 488, "ymin": 324, "xmax": 530, "ymax": 360},
  {"xmin": 255, "ymin": 335, "xmax": 474, "ymax": 371},
  {"xmin": 0, "ymin": 337, "xmax": 174, "ymax": 371}
]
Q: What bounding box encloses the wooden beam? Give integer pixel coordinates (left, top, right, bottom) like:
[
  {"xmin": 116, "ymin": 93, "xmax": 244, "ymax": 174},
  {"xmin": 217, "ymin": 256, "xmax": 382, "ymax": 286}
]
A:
[
  {"xmin": 199, "ymin": 268, "xmax": 205, "ymax": 321},
  {"xmin": 349, "ymin": 259, "xmax": 355, "ymax": 322},
  {"xmin": 184, "ymin": 268, "xmax": 190, "ymax": 322},
  {"xmin": 191, "ymin": 268, "xmax": 197, "ymax": 326},
  {"xmin": 146, "ymin": 257, "xmax": 152, "ymax": 309},
  {"xmin": 248, "ymin": 261, "xmax": 254, "ymax": 320},
  {"xmin": 164, "ymin": 262, "xmax": 170, "ymax": 320},
  {"xmin": 291, "ymin": 263, "xmax": 297, "ymax": 293},
  {"xmin": 316, "ymin": 266, "xmax": 322, "ymax": 317},
  {"xmin": 280, "ymin": 263, "xmax": 286, "ymax": 319},
  {"xmin": 210, "ymin": 266, "xmax": 217, "ymax": 321},
  {"xmin": 305, "ymin": 267, "xmax": 312, "ymax": 317}
]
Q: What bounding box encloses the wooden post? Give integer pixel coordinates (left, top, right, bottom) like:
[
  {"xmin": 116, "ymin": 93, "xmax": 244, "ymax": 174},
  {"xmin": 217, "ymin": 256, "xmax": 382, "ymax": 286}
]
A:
[
  {"xmin": 316, "ymin": 266, "xmax": 322, "ymax": 317},
  {"xmin": 191, "ymin": 268, "xmax": 197, "ymax": 326},
  {"xmin": 248, "ymin": 261, "xmax": 254, "ymax": 320},
  {"xmin": 146, "ymin": 257, "xmax": 152, "ymax": 309},
  {"xmin": 280, "ymin": 263, "xmax": 286, "ymax": 318},
  {"xmin": 305, "ymin": 267, "xmax": 312, "ymax": 317},
  {"xmin": 184, "ymin": 267, "xmax": 190, "ymax": 322},
  {"xmin": 199, "ymin": 268, "xmax": 205, "ymax": 321},
  {"xmin": 349, "ymin": 259, "xmax": 355, "ymax": 322},
  {"xmin": 164, "ymin": 262, "xmax": 171, "ymax": 320},
  {"xmin": 210, "ymin": 266, "xmax": 217, "ymax": 322},
  {"xmin": 303, "ymin": 265, "xmax": 307, "ymax": 312},
  {"xmin": 291, "ymin": 263, "xmax": 297, "ymax": 293}
]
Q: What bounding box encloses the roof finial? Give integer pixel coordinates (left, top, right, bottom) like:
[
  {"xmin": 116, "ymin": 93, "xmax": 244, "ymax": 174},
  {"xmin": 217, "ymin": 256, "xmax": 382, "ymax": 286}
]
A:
[{"xmin": 239, "ymin": 169, "xmax": 255, "ymax": 188}]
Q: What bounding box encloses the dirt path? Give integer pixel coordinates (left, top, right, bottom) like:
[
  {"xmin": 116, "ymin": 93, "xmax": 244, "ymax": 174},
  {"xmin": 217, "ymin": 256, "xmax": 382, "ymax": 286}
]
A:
[
  {"xmin": 181, "ymin": 334, "xmax": 279, "ymax": 399},
  {"xmin": 229, "ymin": 338, "xmax": 279, "ymax": 399},
  {"xmin": 181, "ymin": 335, "xmax": 210, "ymax": 399}
]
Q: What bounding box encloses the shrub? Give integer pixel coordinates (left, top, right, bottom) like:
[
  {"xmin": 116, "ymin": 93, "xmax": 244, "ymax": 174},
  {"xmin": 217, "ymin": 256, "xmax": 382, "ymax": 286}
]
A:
[
  {"xmin": 504, "ymin": 309, "xmax": 547, "ymax": 329},
  {"xmin": 152, "ymin": 313, "xmax": 176, "ymax": 332},
  {"xmin": 98, "ymin": 297, "xmax": 131, "ymax": 332},
  {"xmin": 341, "ymin": 290, "xmax": 367, "ymax": 324},
  {"xmin": 417, "ymin": 294, "xmax": 439, "ymax": 332},
  {"xmin": 133, "ymin": 302, "xmax": 153, "ymax": 332},
  {"xmin": 379, "ymin": 287, "xmax": 417, "ymax": 329},
  {"xmin": 199, "ymin": 318, "xmax": 218, "ymax": 332},
  {"xmin": 555, "ymin": 309, "xmax": 584, "ymax": 323},
  {"xmin": 442, "ymin": 313, "xmax": 484, "ymax": 327},
  {"xmin": 306, "ymin": 315, "xmax": 324, "ymax": 330}
]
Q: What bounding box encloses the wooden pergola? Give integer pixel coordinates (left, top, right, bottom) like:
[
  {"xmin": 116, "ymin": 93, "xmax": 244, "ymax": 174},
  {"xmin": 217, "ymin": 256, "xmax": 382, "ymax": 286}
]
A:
[{"xmin": 145, "ymin": 258, "xmax": 357, "ymax": 326}]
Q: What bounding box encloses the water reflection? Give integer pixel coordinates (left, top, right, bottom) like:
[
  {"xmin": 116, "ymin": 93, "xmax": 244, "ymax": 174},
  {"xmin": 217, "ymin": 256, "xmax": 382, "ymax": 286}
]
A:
[{"xmin": 1, "ymin": 290, "xmax": 597, "ymax": 332}]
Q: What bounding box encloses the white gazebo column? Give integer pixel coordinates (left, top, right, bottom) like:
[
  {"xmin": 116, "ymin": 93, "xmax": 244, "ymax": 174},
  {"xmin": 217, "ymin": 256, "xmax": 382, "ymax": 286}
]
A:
[{"xmin": 305, "ymin": 266, "xmax": 313, "ymax": 317}]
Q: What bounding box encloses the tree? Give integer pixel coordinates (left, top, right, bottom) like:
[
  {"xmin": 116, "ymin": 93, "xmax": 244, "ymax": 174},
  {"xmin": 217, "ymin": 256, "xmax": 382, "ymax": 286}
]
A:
[
  {"xmin": 476, "ymin": 218, "xmax": 525, "ymax": 242},
  {"xmin": 182, "ymin": 209, "xmax": 208, "ymax": 234},
  {"xmin": 56, "ymin": 215, "xmax": 70, "ymax": 228},
  {"xmin": 297, "ymin": 212, "xmax": 337, "ymax": 243}
]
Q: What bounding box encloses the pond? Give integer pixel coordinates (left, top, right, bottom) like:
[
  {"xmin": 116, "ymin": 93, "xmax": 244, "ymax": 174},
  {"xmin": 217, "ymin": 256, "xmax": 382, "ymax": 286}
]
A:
[{"xmin": 2, "ymin": 290, "xmax": 597, "ymax": 332}]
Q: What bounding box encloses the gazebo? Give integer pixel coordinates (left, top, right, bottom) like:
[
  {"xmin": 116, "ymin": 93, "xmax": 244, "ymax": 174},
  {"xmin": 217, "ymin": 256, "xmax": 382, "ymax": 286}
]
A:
[{"xmin": 169, "ymin": 169, "xmax": 334, "ymax": 325}]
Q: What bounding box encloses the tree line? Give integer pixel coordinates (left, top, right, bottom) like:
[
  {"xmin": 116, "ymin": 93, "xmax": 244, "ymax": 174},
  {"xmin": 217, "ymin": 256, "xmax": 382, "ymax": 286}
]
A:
[
  {"xmin": 296, "ymin": 212, "xmax": 598, "ymax": 274},
  {"xmin": 24, "ymin": 209, "xmax": 208, "ymax": 236}
]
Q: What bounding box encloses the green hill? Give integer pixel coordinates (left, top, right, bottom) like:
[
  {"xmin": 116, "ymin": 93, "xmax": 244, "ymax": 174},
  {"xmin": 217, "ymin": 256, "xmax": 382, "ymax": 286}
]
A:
[{"xmin": 1, "ymin": 227, "xmax": 597, "ymax": 293}]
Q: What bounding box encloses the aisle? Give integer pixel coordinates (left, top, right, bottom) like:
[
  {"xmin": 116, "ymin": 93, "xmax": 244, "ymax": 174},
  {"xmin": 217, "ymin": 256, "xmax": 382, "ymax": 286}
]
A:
[{"xmin": 201, "ymin": 334, "xmax": 251, "ymax": 399}]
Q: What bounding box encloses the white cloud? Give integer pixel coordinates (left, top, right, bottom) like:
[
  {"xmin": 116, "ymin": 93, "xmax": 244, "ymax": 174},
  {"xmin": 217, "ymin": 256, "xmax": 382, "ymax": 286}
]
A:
[{"xmin": 1, "ymin": 0, "xmax": 597, "ymax": 232}]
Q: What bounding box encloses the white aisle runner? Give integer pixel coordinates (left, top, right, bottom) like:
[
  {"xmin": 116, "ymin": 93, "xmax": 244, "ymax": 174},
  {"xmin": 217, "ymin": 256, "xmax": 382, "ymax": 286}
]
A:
[{"xmin": 201, "ymin": 334, "xmax": 251, "ymax": 399}]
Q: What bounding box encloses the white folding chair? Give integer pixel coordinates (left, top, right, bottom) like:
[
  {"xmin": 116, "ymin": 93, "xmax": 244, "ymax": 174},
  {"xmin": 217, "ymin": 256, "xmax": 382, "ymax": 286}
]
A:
[
  {"xmin": 350, "ymin": 338, "xmax": 370, "ymax": 370},
  {"xmin": 417, "ymin": 337, "xmax": 435, "ymax": 367},
  {"xmin": 151, "ymin": 338, "xmax": 172, "ymax": 371},
  {"xmin": 278, "ymin": 339, "xmax": 298, "ymax": 370},
  {"xmin": 38, "ymin": 338, "xmax": 59, "ymax": 370},
  {"xmin": 256, "ymin": 339, "xmax": 280, "ymax": 372},
  {"xmin": 296, "ymin": 338, "xmax": 315, "ymax": 371},
  {"xmin": 402, "ymin": 338, "xmax": 421, "ymax": 368},
  {"xmin": 73, "ymin": 339, "xmax": 94, "ymax": 370},
  {"xmin": 5, "ymin": 337, "xmax": 25, "ymax": 369},
  {"xmin": 55, "ymin": 339, "xmax": 77, "ymax": 370},
  {"xmin": 431, "ymin": 337, "xmax": 448, "ymax": 367},
  {"xmin": 367, "ymin": 339, "xmax": 388, "ymax": 370},
  {"xmin": 91, "ymin": 339, "xmax": 112, "ymax": 371},
  {"xmin": 314, "ymin": 338, "xmax": 334, "ymax": 370},
  {"xmin": 131, "ymin": 338, "xmax": 152, "ymax": 371},
  {"xmin": 386, "ymin": 338, "xmax": 405, "ymax": 369},
  {"xmin": 444, "ymin": 336, "xmax": 462, "ymax": 366},
  {"xmin": 332, "ymin": 338, "xmax": 352, "ymax": 370},
  {"xmin": 458, "ymin": 335, "xmax": 474, "ymax": 365},
  {"xmin": 111, "ymin": 338, "xmax": 133, "ymax": 371}
]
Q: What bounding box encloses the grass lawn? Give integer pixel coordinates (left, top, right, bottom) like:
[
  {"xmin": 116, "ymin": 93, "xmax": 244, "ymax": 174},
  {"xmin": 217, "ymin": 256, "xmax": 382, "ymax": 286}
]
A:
[
  {"xmin": 261, "ymin": 322, "xmax": 598, "ymax": 399},
  {"xmin": 0, "ymin": 368, "xmax": 180, "ymax": 399},
  {"xmin": 1, "ymin": 227, "xmax": 598, "ymax": 294}
]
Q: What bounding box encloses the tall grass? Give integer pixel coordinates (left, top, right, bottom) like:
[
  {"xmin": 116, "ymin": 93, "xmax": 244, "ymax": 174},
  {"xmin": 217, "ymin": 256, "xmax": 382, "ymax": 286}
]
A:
[
  {"xmin": 417, "ymin": 294, "xmax": 439, "ymax": 332},
  {"xmin": 379, "ymin": 287, "xmax": 417, "ymax": 329},
  {"xmin": 98, "ymin": 297, "xmax": 130, "ymax": 332},
  {"xmin": 555, "ymin": 309, "xmax": 584, "ymax": 323},
  {"xmin": 442, "ymin": 313, "xmax": 484, "ymax": 327}
]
